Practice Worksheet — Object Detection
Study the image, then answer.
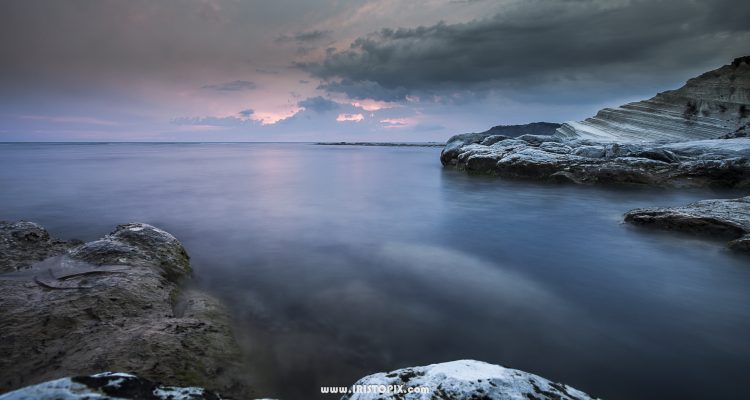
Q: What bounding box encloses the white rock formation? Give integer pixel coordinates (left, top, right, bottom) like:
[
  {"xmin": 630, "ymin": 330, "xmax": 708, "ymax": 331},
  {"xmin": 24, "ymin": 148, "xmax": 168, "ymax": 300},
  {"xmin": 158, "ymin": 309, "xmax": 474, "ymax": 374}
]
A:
[
  {"xmin": 342, "ymin": 360, "xmax": 598, "ymax": 400},
  {"xmin": 557, "ymin": 56, "xmax": 750, "ymax": 142},
  {"xmin": 0, "ymin": 372, "xmax": 225, "ymax": 400}
]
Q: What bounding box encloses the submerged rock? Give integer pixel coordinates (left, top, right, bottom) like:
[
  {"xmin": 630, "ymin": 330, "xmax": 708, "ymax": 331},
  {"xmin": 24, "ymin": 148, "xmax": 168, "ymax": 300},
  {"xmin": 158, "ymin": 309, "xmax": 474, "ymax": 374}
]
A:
[
  {"xmin": 624, "ymin": 196, "xmax": 750, "ymax": 253},
  {"xmin": 341, "ymin": 360, "xmax": 598, "ymax": 400},
  {"xmin": 0, "ymin": 222, "xmax": 252, "ymax": 398},
  {"xmin": 0, "ymin": 372, "xmax": 224, "ymax": 400}
]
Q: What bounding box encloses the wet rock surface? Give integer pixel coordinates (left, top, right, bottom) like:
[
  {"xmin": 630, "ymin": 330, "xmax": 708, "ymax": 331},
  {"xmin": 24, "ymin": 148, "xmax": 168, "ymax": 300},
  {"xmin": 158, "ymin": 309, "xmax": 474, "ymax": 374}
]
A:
[
  {"xmin": 0, "ymin": 221, "xmax": 82, "ymax": 273},
  {"xmin": 624, "ymin": 196, "xmax": 750, "ymax": 253},
  {"xmin": 341, "ymin": 360, "xmax": 598, "ymax": 400},
  {"xmin": 0, "ymin": 222, "xmax": 252, "ymax": 399}
]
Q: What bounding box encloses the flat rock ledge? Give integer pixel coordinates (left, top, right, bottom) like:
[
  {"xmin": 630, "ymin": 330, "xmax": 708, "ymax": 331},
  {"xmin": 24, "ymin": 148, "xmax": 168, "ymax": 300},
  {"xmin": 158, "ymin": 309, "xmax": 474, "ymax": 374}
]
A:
[
  {"xmin": 0, "ymin": 221, "xmax": 252, "ymax": 399},
  {"xmin": 341, "ymin": 360, "xmax": 598, "ymax": 400},
  {"xmin": 441, "ymin": 133, "xmax": 750, "ymax": 188},
  {"xmin": 624, "ymin": 196, "xmax": 750, "ymax": 253},
  {"xmin": 0, "ymin": 372, "xmax": 224, "ymax": 400}
]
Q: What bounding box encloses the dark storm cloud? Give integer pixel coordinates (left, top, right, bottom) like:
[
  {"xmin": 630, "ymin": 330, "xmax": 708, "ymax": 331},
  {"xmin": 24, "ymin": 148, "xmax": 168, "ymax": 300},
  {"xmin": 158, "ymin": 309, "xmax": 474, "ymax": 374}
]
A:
[
  {"xmin": 301, "ymin": 0, "xmax": 750, "ymax": 101},
  {"xmin": 297, "ymin": 96, "xmax": 339, "ymax": 113},
  {"xmin": 202, "ymin": 80, "xmax": 257, "ymax": 91},
  {"xmin": 238, "ymin": 109, "xmax": 255, "ymax": 117},
  {"xmin": 317, "ymin": 80, "xmax": 410, "ymax": 102}
]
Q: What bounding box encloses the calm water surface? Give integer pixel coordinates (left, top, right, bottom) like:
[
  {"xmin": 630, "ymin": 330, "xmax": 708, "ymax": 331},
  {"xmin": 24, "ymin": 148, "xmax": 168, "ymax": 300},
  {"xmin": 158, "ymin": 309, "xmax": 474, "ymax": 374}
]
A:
[{"xmin": 1, "ymin": 143, "xmax": 749, "ymax": 400}]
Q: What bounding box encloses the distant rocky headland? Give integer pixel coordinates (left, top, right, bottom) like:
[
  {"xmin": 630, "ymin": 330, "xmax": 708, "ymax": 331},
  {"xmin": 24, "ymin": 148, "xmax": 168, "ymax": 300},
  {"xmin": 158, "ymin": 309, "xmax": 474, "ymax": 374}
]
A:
[
  {"xmin": 441, "ymin": 56, "xmax": 750, "ymax": 188},
  {"xmin": 441, "ymin": 56, "xmax": 750, "ymax": 254}
]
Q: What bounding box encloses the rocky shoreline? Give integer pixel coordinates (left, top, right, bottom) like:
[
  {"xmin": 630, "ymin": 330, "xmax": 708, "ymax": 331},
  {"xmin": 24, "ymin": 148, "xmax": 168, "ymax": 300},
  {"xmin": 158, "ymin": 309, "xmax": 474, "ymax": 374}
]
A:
[{"xmin": 441, "ymin": 56, "xmax": 750, "ymax": 188}]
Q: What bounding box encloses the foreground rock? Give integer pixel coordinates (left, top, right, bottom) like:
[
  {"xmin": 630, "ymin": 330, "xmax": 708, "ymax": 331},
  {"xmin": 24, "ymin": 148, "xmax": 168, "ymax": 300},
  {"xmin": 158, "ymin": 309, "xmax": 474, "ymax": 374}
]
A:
[
  {"xmin": 441, "ymin": 57, "xmax": 750, "ymax": 187},
  {"xmin": 0, "ymin": 372, "xmax": 224, "ymax": 400},
  {"xmin": 341, "ymin": 360, "xmax": 597, "ymax": 400},
  {"xmin": 0, "ymin": 222, "xmax": 251, "ymax": 398},
  {"xmin": 625, "ymin": 197, "xmax": 750, "ymax": 253}
]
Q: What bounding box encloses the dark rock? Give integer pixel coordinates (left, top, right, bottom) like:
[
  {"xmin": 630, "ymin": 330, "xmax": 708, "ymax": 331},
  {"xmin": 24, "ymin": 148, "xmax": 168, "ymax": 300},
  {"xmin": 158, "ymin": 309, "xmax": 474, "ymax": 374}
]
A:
[
  {"xmin": 0, "ymin": 222, "xmax": 252, "ymax": 398},
  {"xmin": 68, "ymin": 223, "xmax": 191, "ymax": 282},
  {"xmin": 0, "ymin": 221, "xmax": 81, "ymax": 273}
]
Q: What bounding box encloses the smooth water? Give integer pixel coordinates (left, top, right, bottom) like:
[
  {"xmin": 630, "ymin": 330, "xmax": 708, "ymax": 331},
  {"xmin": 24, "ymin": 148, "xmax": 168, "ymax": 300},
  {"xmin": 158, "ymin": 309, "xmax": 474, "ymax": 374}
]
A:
[{"xmin": 1, "ymin": 143, "xmax": 749, "ymax": 400}]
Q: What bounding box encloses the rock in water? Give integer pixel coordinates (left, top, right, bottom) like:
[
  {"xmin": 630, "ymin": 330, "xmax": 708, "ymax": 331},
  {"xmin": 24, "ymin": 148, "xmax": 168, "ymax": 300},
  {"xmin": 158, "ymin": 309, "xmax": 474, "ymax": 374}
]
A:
[
  {"xmin": 624, "ymin": 196, "xmax": 750, "ymax": 253},
  {"xmin": 557, "ymin": 56, "xmax": 750, "ymax": 142},
  {"xmin": 0, "ymin": 222, "xmax": 252, "ymax": 398},
  {"xmin": 341, "ymin": 360, "xmax": 598, "ymax": 400},
  {"xmin": 0, "ymin": 372, "xmax": 224, "ymax": 400}
]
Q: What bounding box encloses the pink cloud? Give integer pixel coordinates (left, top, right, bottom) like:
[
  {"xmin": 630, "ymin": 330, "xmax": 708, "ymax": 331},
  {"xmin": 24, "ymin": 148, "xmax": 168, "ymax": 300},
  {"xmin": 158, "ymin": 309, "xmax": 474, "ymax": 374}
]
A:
[
  {"xmin": 350, "ymin": 99, "xmax": 398, "ymax": 112},
  {"xmin": 336, "ymin": 113, "xmax": 364, "ymax": 122},
  {"xmin": 251, "ymin": 108, "xmax": 301, "ymax": 125},
  {"xmin": 380, "ymin": 118, "xmax": 414, "ymax": 128}
]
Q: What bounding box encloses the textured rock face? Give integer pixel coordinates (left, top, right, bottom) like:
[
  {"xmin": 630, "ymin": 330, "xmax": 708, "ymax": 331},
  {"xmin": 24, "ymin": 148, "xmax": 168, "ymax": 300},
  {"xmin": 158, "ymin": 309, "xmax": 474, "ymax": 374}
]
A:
[
  {"xmin": 341, "ymin": 360, "xmax": 597, "ymax": 400},
  {"xmin": 557, "ymin": 56, "xmax": 750, "ymax": 142},
  {"xmin": 0, "ymin": 223, "xmax": 251, "ymax": 398},
  {"xmin": 0, "ymin": 221, "xmax": 81, "ymax": 273},
  {"xmin": 442, "ymin": 134, "xmax": 750, "ymax": 187},
  {"xmin": 0, "ymin": 372, "xmax": 224, "ymax": 400},
  {"xmin": 624, "ymin": 196, "xmax": 750, "ymax": 253},
  {"xmin": 440, "ymin": 122, "xmax": 561, "ymax": 165}
]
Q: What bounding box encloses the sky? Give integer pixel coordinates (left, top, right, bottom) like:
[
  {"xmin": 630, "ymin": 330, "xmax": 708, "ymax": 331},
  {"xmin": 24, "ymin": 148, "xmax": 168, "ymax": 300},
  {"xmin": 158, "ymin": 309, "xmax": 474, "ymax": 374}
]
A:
[{"xmin": 0, "ymin": 0, "xmax": 749, "ymax": 142}]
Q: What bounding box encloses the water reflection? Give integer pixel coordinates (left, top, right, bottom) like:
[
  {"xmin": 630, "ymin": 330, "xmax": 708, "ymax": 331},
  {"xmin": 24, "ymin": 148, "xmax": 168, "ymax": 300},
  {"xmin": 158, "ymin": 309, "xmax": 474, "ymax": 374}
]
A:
[{"xmin": 0, "ymin": 143, "xmax": 748, "ymax": 400}]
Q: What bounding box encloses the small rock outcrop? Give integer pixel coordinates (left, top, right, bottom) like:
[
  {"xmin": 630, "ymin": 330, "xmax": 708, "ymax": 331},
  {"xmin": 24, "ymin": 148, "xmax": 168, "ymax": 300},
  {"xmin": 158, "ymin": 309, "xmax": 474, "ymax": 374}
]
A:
[
  {"xmin": 557, "ymin": 56, "xmax": 750, "ymax": 142},
  {"xmin": 624, "ymin": 196, "xmax": 750, "ymax": 253},
  {"xmin": 440, "ymin": 122, "xmax": 561, "ymax": 165},
  {"xmin": 0, "ymin": 222, "xmax": 252, "ymax": 398},
  {"xmin": 0, "ymin": 372, "xmax": 224, "ymax": 400},
  {"xmin": 341, "ymin": 360, "xmax": 598, "ymax": 400}
]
